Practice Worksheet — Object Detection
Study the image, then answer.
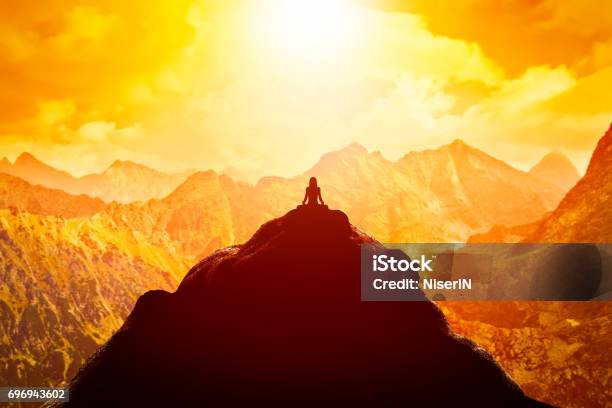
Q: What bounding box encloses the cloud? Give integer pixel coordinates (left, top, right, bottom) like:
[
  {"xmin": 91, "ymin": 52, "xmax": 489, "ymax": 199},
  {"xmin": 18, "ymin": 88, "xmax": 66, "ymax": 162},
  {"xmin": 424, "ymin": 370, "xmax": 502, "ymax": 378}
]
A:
[
  {"xmin": 0, "ymin": 1, "xmax": 611, "ymax": 179},
  {"xmin": 0, "ymin": 0, "xmax": 195, "ymax": 129},
  {"xmin": 76, "ymin": 121, "xmax": 144, "ymax": 144},
  {"xmin": 77, "ymin": 121, "xmax": 116, "ymax": 142},
  {"xmin": 67, "ymin": 5, "xmax": 113, "ymax": 39},
  {"xmin": 363, "ymin": 0, "xmax": 612, "ymax": 76},
  {"xmin": 38, "ymin": 99, "xmax": 76, "ymax": 126},
  {"xmin": 465, "ymin": 66, "xmax": 576, "ymax": 116},
  {"xmin": 577, "ymin": 40, "xmax": 612, "ymax": 72},
  {"xmin": 50, "ymin": 5, "xmax": 113, "ymax": 50},
  {"xmin": 438, "ymin": 65, "xmax": 610, "ymax": 171},
  {"xmin": 533, "ymin": 0, "xmax": 612, "ymax": 38},
  {"xmin": 120, "ymin": 6, "xmax": 508, "ymax": 179}
]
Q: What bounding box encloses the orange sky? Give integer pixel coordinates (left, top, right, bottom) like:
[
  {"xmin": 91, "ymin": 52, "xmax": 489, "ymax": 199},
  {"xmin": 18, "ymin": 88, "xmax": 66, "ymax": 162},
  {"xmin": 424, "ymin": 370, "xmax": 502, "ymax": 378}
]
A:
[{"xmin": 1, "ymin": 0, "xmax": 611, "ymax": 180}]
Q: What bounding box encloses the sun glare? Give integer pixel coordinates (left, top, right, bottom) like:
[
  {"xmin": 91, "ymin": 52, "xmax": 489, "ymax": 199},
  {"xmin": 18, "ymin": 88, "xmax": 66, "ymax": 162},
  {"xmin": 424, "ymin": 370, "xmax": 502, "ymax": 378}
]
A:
[{"xmin": 255, "ymin": 0, "xmax": 360, "ymax": 59}]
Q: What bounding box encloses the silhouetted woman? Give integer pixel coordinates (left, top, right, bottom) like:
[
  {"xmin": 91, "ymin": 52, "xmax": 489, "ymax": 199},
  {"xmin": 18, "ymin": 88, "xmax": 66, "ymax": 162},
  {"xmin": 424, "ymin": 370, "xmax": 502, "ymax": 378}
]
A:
[{"xmin": 302, "ymin": 177, "xmax": 324, "ymax": 206}]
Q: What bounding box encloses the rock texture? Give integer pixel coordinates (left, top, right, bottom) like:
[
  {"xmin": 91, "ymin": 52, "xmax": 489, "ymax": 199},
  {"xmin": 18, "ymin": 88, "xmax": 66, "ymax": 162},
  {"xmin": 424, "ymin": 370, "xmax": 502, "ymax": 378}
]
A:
[
  {"xmin": 395, "ymin": 140, "xmax": 563, "ymax": 238},
  {"xmin": 0, "ymin": 174, "xmax": 105, "ymax": 218},
  {"xmin": 442, "ymin": 302, "xmax": 612, "ymax": 408},
  {"xmin": 455, "ymin": 123, "xmax": 612, "ymax": 407},
  {"xmin": 101, "ymin": 171, "xmax": 245, "ymax": 261},
  {"xmin": 60, "ymin": 207, "xmax": 547, "ymax": 407},
  {"xmin": 467, "ymin": 219, "xmax": 542, "ymax": 244},
  {"xmin": 0, "ymin": 208, "xmax": 187, "ymax": 387}
]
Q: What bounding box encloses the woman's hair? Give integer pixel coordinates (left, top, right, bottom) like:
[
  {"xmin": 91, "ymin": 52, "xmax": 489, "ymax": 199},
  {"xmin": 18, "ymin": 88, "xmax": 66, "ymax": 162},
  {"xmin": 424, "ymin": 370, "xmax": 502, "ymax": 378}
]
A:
[{"xmin": 309, "ymin": 177, "xmax": 317, "ymax": 187}]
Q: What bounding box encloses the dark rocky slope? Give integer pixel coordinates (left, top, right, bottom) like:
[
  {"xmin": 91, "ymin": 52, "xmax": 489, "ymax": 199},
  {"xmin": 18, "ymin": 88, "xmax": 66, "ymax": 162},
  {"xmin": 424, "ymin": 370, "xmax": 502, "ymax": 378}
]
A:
[{"xmin": 60, "ymin": 207, "xmax": 548, "ymax": 407}]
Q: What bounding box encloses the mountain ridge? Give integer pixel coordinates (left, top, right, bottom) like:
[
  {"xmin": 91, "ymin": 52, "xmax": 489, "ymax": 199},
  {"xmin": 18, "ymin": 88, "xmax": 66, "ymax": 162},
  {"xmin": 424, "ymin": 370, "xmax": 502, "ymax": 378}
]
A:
[
  {"xmin": 2, "ymin": 136, "xmax": 570, "ymax": 213},
  {"xmin": 0, "ymin": 153, "xmax": 196, "ymax": 203},
  {"xmin": 0, "ymin": 173, "xmax": 105, "ymax": 218},
  {"xmin": 89, "ymin": 138, "xmax": 570, "ymax": 262}
]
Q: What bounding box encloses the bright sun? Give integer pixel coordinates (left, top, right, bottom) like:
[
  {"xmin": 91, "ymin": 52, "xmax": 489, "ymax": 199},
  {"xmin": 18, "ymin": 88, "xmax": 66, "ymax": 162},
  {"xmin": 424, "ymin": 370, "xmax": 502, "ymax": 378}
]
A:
[{"xmin": 256, "ymin": 0, "xmax": 360, "ymax": 59}]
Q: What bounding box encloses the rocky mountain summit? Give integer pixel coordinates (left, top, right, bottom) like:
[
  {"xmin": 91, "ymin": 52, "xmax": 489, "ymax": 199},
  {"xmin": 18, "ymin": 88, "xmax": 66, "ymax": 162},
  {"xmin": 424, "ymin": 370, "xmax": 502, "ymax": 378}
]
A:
[{"xmin": 60, "ymin": 207, "xmax": 548, "ymax": 407}]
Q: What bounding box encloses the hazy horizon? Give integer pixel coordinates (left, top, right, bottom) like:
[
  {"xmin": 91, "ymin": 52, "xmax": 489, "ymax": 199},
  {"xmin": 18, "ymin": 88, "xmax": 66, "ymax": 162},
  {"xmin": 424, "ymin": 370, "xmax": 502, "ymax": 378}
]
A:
[{"xmin": 0, "ymin": 135, "xmax": 590, "ymax": 183}]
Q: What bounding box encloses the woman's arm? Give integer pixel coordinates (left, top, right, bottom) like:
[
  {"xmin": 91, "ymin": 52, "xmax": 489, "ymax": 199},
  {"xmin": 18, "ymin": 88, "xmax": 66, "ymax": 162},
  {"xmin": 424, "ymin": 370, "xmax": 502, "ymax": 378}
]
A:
[
  {"xmin": 318, "ymin": 189, "xmax": 324, "ymax": 204},
  {"xmin": 302, "ymin": 188, "xmax": 308, "ymax": 205}
]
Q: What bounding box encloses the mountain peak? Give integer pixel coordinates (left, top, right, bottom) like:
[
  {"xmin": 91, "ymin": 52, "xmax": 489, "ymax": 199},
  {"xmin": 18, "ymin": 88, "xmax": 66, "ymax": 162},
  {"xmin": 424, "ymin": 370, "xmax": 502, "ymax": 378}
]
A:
[
  {"xmin": 64, "ymin": 206, "xmax": 534, "ymax": 406},
  {"xmin": 15, "ymin": 151, "xmax": 42, "ymax": 165},
  {"xmin": 9, "ymin": 152, "xmax": 80, "ymax": 193},
  {"xmin": 164, "ymin": 170, "xmax": 219, "ymax": 199},
  {"xmin": 444, "ymin": 138, "xmax": 482, "ymax": 155},
  {"xmin": 322, "ymin": 142, "xmax": 369, "ymax": 159},
  {"xmin": 109, "ymin": 159, "xmax": 135, "ymax": 168},
  {"xmin": 400, "ymin": 138, "xmax": 500, "ymax": 167},
  {"xmin": 529, "ymin": 150, "xmax": 580, "ymax": 191},
  {"xmin": 450, "ymin": 138, "xmax": 467, "ymax": 147},
  {"xmin": 541, "ymin": 150, "xmax": 568, "ymax": 160},
  {"xmin": 104, "ymin": 159, "xmax": 156, "ymax": 174},
  {"xmin": 532, "ymin": 151, "xmax": 575, "ymax": 169},
  {"xmin": 343, "ymin": 141, "xmax": 367, "ymax": 153},
  {"xmin": 180, "ymin": 169, "xmax": 218, "ymax": 184},
  {"xmin": 305, "ymin": 142, "xmax": 375, "ymax": 176}
]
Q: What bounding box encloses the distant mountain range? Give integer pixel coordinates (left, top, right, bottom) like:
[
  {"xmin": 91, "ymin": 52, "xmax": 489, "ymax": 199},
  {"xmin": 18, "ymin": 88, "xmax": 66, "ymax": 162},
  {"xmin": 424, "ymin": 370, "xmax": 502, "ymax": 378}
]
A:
[
  {"xmin": 1, "ymin": 141, "xmax": 571, "ymax": 244},
  {"xmin": 89, "ymin": 139, "xmax": 572, "ymax": 267},
  {"xmin": 0, "ymin": 133, "xmax": 605, "ymax": 406},
  {"xmin": 0, "ymin": 153, "xmax": 195, "ymax": 203}
]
